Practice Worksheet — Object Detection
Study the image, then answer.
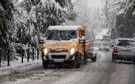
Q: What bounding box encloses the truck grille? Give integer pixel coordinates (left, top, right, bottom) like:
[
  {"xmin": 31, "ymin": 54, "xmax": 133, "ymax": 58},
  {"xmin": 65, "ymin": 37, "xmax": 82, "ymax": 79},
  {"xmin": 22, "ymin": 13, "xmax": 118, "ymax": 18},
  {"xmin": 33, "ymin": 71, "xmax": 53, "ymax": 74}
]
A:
[
  {"xmin": 51, "ymin": 55, "xmax": 66, "ymax": 59},
  {"xmin": 50, "ymin": 50, "xmax": 68, "ymax": 53}
]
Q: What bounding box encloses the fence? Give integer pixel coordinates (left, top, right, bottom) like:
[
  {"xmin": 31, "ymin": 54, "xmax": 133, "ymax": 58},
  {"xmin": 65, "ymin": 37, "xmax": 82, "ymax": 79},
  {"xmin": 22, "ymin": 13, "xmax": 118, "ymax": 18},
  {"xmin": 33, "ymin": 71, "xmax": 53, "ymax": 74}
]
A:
[{"xmin": 0, "ymin": 48, "xmax": 42, "ymax": 67}]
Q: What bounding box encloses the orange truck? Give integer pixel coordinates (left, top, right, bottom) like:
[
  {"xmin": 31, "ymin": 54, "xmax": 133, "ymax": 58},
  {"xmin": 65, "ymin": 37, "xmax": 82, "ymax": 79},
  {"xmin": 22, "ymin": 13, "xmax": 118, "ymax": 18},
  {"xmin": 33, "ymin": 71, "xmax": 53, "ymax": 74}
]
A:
[{"xmin": 42, "ymin": 25, "xmax": 96, "ymax": 68}]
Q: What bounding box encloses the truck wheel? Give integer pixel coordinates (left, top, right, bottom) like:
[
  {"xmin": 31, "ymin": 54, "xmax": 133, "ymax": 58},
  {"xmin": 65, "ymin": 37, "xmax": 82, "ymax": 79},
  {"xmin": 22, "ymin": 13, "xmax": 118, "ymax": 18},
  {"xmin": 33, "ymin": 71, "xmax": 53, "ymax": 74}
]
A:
[
  {"xmin": 42, "ymin": 60, "xmax": 48, "ymax": 69},
  {"xmin": 83, "ymin": 59, "xmax": 87, "ymax": 65},
  {"xmin": 92, "ymin": 54, "xmax": 97, "ymax": 62},
  {"xmin": 83, "ymin": 53, "xmax": 87, "ymax": 65},
  {"xmin": 133, "ymin": 59, "xmax": 135, "ymax": 63},
  {"xmin": 73, "ymin": 52, "xmax": 81, "ymax": 68},
  {"xmin": 112, "ymin": 54, "xmax": 115, "ymax": 63},
  {"xmin": 75, "ymin": 63, "xmax": 80, "ymax": 68},
  {"xmin": 112, "ymin": 58, "xmax": 115, "ymax": 63}
]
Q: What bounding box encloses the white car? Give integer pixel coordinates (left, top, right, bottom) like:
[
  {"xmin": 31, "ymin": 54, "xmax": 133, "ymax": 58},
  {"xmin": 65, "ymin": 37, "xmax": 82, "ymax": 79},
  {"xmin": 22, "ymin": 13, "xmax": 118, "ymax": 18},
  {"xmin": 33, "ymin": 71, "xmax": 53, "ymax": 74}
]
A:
[
  {"xmin": 99, "ymin": 43, "xmax": 110, "ymax": 51},
  {"xmin": 93, "ymin": 41, "xmax": 101, "ymax": 50},
  {"xmin": 112, "ymin": 38, "xmax": 135, "ymax": 62}
]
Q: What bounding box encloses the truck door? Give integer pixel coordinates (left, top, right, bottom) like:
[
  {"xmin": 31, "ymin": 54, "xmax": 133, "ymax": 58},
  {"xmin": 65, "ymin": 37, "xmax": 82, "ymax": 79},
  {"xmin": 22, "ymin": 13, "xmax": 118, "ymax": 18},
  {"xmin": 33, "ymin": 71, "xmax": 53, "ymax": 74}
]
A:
[{"xmin": 79, "ymin": 29, "xmax": 85, "ymax": 53}]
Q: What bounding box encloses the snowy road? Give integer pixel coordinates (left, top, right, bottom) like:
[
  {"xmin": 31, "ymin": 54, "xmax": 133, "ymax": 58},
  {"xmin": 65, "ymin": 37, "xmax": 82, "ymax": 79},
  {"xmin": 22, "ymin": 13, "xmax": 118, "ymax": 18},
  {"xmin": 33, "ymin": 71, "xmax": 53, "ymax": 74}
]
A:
[{"xmin": 1, "ymin": 50, "xmax": 135, "ymax": 84}]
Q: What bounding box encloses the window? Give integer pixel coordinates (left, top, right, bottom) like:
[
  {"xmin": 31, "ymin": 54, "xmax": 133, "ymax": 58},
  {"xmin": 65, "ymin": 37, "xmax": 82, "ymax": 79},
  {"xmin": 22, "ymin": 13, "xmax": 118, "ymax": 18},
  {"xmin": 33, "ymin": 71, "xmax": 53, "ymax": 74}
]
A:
[
  {"xmin": 79, "ymin": 30, "xmax": 82, "ymax": 38},
  {"xmin": 46, "ymin": 30, "xmax": 77, "ymax": 41},
  {"xmin": 117, "ymin": 40, "xmax": 135, "ymax": 46}
]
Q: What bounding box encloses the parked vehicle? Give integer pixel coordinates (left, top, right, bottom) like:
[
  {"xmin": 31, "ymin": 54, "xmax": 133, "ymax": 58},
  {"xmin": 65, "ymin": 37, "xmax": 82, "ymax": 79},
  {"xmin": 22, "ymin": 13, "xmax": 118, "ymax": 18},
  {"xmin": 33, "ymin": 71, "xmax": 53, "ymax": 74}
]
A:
[
  {"xmin": 93, "ymin": 40, "xmax": 101, "ymax": 50},
  {"xmin": 42, "ymin": 25, "xmax": 96, "ymax": 68},
  {"xmin": 99, "ymin": 42, "xmax": 110, "ymax": 51},
  {"xmin": 112, "ymin": 38, "xmax": 135, "ymax": 62}
]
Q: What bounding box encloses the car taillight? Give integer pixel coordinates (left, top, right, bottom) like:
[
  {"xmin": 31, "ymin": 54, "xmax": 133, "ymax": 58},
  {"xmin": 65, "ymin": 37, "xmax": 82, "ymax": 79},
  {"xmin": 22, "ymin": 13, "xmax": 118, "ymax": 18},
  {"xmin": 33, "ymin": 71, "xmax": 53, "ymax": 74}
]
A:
[
  {"xmin": 101, "ymin": 45, "xmax": 103, "ymax": 47},
  {"xmin": 114, "ymin": 47, "xmax": 118, "ymax": 52}
]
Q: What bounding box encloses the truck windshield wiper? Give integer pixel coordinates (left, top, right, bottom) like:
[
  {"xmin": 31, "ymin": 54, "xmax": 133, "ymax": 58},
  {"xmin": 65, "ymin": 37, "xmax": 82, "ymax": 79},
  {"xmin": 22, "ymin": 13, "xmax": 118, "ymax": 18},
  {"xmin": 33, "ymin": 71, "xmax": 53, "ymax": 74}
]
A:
[
  {"xmin": 66, "ymin": 32, "xmax": 74, "ymax": 41},
  {"xmin": 53, "ymin": 31, "xmax": 61, "ymax": 41}
]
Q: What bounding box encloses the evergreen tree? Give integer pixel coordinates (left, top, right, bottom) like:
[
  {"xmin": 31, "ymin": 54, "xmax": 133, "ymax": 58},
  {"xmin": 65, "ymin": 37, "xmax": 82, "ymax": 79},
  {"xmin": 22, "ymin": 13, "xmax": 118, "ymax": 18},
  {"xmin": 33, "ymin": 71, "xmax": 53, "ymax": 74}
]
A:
[{"xmin": 0, "ymin": 0, "xmax": 14, "ymax": 48}]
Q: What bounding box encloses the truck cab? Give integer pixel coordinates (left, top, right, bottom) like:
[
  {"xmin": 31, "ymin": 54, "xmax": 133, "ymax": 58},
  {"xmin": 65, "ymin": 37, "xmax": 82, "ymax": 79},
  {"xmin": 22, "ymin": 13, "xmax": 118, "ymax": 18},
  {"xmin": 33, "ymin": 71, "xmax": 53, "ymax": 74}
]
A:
[{"xmin": 42, "ymin": 25, "xmax": 93, "ymax": 68}]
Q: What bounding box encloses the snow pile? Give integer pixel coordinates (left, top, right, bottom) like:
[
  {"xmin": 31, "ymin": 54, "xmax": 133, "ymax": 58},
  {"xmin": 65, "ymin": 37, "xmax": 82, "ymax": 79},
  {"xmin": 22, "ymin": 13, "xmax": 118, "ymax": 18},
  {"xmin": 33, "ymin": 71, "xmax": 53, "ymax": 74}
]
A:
[{"xmin": 0, "ymin": 58, "xmax": 42, "ymax": 76}]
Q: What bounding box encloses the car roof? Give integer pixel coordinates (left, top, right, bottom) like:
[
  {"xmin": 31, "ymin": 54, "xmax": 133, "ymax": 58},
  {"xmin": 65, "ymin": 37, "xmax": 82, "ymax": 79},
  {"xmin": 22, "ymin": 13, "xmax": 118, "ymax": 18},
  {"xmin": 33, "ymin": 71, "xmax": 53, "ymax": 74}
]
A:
[
  {"xmin": 116, "ymin": 38, "xmax": 134, "ymax": 41},
  {"xmin": 114, "ymin": 38, "xmax": 135, "ymax": 44},
  {"xmin": 48, "ymin": 25, "xmax": 82, "ymax": 30}
]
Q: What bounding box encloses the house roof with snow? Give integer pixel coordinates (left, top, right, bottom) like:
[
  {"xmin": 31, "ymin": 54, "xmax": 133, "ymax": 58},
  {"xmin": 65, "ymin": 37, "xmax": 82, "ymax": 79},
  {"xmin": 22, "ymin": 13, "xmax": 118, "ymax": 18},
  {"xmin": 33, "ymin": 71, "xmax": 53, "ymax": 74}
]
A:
[
  {"xmin": 48, "ymin": 25, "xmax": 82, "ymax": 30},
  {"xmin": 103, "ymin": 31, "xmax": 111, "ymax": 36}
]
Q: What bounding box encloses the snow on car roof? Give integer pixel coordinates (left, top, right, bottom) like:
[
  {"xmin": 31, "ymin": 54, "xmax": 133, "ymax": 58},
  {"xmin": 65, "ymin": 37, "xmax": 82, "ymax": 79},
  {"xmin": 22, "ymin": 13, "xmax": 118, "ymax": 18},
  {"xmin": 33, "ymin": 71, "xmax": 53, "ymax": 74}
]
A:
[
  {"xmin": 116, "ymin": 38, "xmax": 134, "ymax": 41},
  {"xmin": 114, "ymin": 38, "xmax": 135, "ymax": 44},
  {"xmin": 48, "ymin": 25, "xmax": 82, "ymax": 30}
]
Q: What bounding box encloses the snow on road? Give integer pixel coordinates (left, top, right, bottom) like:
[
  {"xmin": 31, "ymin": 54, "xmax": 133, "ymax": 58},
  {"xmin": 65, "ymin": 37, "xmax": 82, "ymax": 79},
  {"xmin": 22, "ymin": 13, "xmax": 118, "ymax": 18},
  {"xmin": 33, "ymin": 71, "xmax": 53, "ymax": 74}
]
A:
[
  {"xmin": 1, "ymin": 51, "xmax": 135, "ymax": 84},
  {"xmin": 0, "ymin": 58, "xmax": 42, "ymax": 76}
]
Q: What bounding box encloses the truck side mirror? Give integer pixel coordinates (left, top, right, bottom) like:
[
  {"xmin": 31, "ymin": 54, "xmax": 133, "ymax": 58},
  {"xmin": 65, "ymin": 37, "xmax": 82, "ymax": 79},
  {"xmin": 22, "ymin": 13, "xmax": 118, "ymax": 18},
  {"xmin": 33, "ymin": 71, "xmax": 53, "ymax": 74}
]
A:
[
  {"xmin": 39, "ymin": 38, "xmax": 45, "ymax": 44},
  {"xmin": 39, "ymin": 40, "xmax": 44, "ymax": 44},
  {"xmin": 79, "ymin": 37, "xmax": 85, "ymax": 44}
]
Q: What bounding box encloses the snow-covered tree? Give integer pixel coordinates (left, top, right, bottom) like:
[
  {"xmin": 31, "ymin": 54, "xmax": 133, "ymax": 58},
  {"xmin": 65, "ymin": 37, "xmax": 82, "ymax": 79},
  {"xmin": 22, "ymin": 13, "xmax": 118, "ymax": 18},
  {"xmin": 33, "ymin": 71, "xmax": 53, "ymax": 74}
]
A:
[
  {"xmin": 0, "ymin": 0, "xmax": 75, "ymax": 60},
  {"xmin": 9, "ymin": 0, "xmax": 74, "ymax": 48},
  {"xmin": 102, "ymin": 0, "xmax": 135, "ymax": 38},
  {"xmin": 0, "ymin": 0, "xmax": 14, "ymax": 48},
  {"xmin": 72, "ymin": 0, "xmax": 107, "ymax": 43}
]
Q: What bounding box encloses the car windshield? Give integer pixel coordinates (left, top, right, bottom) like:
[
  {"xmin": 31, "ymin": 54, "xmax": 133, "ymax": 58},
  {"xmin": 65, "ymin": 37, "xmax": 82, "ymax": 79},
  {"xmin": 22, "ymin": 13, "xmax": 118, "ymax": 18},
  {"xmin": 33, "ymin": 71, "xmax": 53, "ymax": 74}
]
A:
[
  {"xmin": 117, "ymin": 40, "xmax": 135, "ymax": 46},
  {"xmin": 46, "ymin": 30, "xmax": 77, "ymax": 41}
]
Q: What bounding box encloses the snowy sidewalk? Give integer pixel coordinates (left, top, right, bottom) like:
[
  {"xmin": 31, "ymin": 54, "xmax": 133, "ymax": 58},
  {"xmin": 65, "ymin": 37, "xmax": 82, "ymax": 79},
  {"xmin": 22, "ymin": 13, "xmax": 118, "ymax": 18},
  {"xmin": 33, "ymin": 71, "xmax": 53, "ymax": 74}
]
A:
[{"xmin": 0, "ymin": 58, "xmax": 42, "ymax": 76}]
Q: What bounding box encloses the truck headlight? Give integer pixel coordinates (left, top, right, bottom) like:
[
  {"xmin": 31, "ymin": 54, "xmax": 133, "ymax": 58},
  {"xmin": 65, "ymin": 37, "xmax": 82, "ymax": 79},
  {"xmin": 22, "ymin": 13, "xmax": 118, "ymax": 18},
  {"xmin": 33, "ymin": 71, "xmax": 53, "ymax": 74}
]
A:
[
  {"xmin": 43, "ymin": 43, "xmax": 46, "ymax": 48},
  {"xmin": 43, "ymin": 48, "xmax": 48, "ymax": 56},
  {"xmin": 70, "ymin": 47, "xmax": 75, "ymax": 56}
]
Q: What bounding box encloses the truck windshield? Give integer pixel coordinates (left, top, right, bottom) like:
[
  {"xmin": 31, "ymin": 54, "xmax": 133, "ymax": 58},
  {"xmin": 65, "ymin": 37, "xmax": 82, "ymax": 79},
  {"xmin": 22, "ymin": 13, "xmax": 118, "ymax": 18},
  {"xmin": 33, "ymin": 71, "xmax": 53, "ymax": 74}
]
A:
[{"xmin": 46, "ymin": 30, "xmax": 77, "ymax": 41}]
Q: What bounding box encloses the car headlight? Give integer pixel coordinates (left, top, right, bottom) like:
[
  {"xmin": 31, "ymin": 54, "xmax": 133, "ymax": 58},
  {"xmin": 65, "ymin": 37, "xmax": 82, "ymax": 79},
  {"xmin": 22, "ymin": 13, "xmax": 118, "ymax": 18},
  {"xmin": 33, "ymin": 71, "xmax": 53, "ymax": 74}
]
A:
[
  {"xmin": 70, "ymin": 47, "xmax": 75, "ymax": 56},
  {"xmin": 43, "ymin": 48, "xmax": 48, "ymax": 56}
]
